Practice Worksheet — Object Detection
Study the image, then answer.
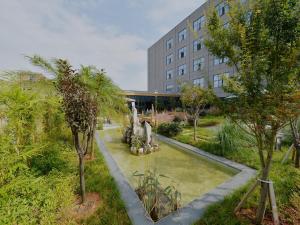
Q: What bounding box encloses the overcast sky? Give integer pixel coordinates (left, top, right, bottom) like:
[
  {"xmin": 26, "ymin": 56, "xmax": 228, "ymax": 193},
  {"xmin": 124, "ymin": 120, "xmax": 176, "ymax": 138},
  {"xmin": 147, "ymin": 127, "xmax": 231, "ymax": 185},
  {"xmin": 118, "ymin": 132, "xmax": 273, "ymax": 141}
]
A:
[{"xmin": 0, "ymin": 0, "xmax": 206, "ymax": 90}]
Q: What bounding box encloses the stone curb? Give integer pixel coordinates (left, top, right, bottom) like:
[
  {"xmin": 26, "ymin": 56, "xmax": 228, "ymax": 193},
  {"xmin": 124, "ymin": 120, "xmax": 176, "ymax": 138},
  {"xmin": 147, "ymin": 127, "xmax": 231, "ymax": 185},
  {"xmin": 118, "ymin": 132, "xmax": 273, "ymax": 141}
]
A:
[{"xmin": 95, "ymin": 131, "xmax": 257, "ymax": 225}]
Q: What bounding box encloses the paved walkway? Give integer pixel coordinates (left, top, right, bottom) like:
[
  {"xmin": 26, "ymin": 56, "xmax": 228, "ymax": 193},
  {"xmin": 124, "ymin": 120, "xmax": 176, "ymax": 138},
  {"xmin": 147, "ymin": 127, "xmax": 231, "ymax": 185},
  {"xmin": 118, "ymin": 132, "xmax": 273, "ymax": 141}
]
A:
[{"xmin": 103, "ymin": 123, "xmax": 120, "ymax": 130}]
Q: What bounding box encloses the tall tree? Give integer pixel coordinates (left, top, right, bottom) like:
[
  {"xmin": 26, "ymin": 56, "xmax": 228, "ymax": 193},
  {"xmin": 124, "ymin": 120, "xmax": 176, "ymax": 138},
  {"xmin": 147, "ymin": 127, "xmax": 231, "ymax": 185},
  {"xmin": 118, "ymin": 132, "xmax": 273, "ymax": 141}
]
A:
[
  {"xmin": 56, "ymin": 60, "xmax": 96, "ymax": 203},
  {"xmin": 27, "ymin": 56, "xmax": 97, "ymax": 203},
  {"xmin": 180, "ymin": 84, "xmax": 215, "ymax": 141},
  {"xmin": 78, "ymin": 66, "xmax": 127, "ymax": 158},
  {"xmin": 205, "ymin": 0, "xmax": 300, "ymax": 223}
]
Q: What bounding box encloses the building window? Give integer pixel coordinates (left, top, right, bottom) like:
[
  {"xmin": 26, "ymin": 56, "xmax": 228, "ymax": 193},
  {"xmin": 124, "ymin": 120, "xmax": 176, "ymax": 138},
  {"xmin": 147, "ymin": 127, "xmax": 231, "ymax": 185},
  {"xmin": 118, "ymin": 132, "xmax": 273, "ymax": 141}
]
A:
[
  {"xmin": 193, "ymin": 58, "xmax": 204, "ymax": 71},
  {"xmin": 214, "ymin": 57, "xmax": 229, "ymax": 65},
  {"xmin": 178, "ymin": 47, "xmax": 187, "ymax": 59},
  {"xmin": 213, "ymin": 72, "xmax": 229, "ymax": 88},
  {"xmin": 166, "ymin": 38, "xmax": 173, "ymax": 50},
  {"xmin": 193, "ymin": 16, "xmax": 205, "ymax": 31},
  {"xmin": 166, "ymin": 70, "xmax": 173, "ymax": 80},
  {"xmin": 178, "ymin": 29, "xmax": 187, "ymax": 42},
  {"xmin": 193, "ymin": 38, "xmax": 203, "ymax": 52},
  {"xmin": 193, "ymin": 78, "xmax": 205, "ymax": 87},
  {"xmin": 216, "ymin": 2, "xmax": 229, "ymax": 17},
  {"xmin": 166, "ymin": 54, "xmax": 173, "ymax": 65},
  {"xmin": 166, "ymin": 84, "xmax": 174, "ymax": 92},
  {"xmin": 178, "ymin": 64, "xmax": 187, "ymax": 76}
]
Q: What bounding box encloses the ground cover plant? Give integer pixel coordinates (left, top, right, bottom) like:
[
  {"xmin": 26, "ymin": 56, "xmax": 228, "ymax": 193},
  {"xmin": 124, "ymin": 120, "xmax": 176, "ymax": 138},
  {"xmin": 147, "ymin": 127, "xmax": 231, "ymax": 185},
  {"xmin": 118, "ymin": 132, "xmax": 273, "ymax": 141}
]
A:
[
  {"xmin": 157, "ymin": 122, "xmax": 183, "ymax": 137},
  {"xmin": 0, "ymin": 79, "xmax": 78, "ymax": 225},
  {"xmin": 0, "ymin": 67, "xmax": 130, "ymax": 224},
  {"xmin": 173, "ymin": 115, "xmax": 300, "ymax": 224},
  {"xmin": 80, "ymin": 149, "xmax": 131, "ymax": 225}
]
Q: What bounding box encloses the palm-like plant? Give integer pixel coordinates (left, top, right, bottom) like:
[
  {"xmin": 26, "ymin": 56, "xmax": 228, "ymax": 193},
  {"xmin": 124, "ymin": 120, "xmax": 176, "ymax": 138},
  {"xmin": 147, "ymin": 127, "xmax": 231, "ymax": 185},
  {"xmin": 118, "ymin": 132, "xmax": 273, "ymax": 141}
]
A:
[
  {"xmin": 27, "ymin": 55, "xmax": 128, "ymax": 201},
  {"xmin": 77, "ymin": 65, "xmax": 128, "ymax": 157}
]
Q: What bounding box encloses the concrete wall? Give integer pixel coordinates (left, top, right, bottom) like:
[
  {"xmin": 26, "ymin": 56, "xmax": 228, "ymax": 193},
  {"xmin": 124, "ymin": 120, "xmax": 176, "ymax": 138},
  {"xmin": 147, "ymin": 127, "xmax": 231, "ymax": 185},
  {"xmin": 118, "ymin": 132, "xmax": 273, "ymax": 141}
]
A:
[{"xmin": 148, "ymin": 0, "xmax": 235, "ymax": 97}]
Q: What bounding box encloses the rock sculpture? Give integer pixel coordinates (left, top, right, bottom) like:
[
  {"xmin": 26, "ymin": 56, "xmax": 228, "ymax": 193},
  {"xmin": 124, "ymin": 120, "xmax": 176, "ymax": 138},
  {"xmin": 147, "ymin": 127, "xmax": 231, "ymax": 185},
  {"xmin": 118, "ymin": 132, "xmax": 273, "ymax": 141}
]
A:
[{"xmin": 123, "ymin": 102, "xmax": 159, "ymax": 155}]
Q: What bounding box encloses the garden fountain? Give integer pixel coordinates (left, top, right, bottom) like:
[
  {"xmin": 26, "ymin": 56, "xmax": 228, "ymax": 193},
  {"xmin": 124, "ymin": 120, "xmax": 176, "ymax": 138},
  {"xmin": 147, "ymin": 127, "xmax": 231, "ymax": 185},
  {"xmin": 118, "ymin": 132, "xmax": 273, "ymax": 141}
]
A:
[{"xmin": 123, "ymin": 102, "xmax": 159, "ymax": 155}]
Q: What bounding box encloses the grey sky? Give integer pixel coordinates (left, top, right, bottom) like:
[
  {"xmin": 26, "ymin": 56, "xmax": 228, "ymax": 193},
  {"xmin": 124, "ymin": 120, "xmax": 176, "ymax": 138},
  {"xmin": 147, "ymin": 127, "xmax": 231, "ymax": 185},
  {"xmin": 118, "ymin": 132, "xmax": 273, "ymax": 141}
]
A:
[{"xmin": 0, "ymin": 0, "xmax": 205, "ymax": 90}]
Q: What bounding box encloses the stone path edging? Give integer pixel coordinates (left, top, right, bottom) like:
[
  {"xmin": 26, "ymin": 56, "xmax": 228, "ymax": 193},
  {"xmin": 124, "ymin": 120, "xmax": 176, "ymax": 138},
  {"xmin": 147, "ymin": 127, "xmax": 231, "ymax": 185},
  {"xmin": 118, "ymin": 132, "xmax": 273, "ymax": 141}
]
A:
[{"xmin": 95, "ymin": 131, "xmax": 257, "ymax": 225}]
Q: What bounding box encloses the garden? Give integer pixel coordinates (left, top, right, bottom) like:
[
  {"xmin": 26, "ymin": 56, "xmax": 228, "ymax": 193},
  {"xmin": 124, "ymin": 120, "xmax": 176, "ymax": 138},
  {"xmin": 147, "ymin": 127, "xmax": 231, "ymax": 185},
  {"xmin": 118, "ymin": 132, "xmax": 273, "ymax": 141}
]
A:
[
  {"xmin": 157, "ymin": 115, "xmax": 300, "ymax": 224},
  {"xmin": 0, "ymin": 0, "xmax": 300, "ymax": 224}
]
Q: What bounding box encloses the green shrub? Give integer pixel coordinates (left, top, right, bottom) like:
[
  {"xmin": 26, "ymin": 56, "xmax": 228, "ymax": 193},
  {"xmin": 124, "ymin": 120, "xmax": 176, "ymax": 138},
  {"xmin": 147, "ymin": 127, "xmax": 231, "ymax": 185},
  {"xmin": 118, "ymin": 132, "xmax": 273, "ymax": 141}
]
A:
[
  {"xmin": 173, "ymin": 115, "xmax": 184, "ymax": 123},
  {"xmin": 157, "ymin": 122, "xmax": 183, "ymax": 137},
  {"xmin": 0, "ymin": 172, "xmax": 76, "ymax": 225},
  {"xmin": 97, "ymin": 119, "xmax": 104, "ymax": 130},
  {"xmin": 131, "ymin": 135, "xmax": 145, "ymax": 149},
  {"xmin": 206, "ymin": 106, "xmax": 222, "ymax": 116},
  {"xmin": 270, "ymin": 163, "xmax": 300, "ymax": 206},
  {"xmin": 82, "ymin": 150, "xmax": 131, "ymax": 225},
  {"xmin": 216, "ymin": 122, "xmax": 254, "ymax": 156},
  {"xmin": 187, "ymin": 117, "xmax": 195, "ymax": 126},
  {"xmin": 30, "ymin": 144, "xmax": 73, "ymax": 175},
  {"xmin": 198, "ymin": 120, "xmax": 220, "ymax": 127}
]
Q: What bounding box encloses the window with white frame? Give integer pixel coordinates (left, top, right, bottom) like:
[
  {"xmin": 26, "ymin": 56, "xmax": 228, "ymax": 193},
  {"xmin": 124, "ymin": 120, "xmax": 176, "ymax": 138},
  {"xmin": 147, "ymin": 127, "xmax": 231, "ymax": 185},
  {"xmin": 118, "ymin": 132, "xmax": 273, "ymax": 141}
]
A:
[
  {"xmin": 193, "ymin": 38, "xmax": 203, "ymax": 52},
  {"xmin": 214, "ymin": 57, "xmax": 229, "ymax": 65},
  {"xmin": 193, "ymin": 58, "xmax": 204, "ymax": 71},
  {"xmin": 193, "ymin": 16, "xmax": 205, "ymax": 31},
  {"xmin": 216, "ymin": 2, "xmax": 229, "ymax": 16},
  {"xmin": 178, "ymin": 47, "xmax": 187, "ymax": 59},
  {"xmin": 166, "ymin": 84, "xmax": 174, "ymax": 92},
  {"xmin": 166, "ymin": 70, "xmax": 173, "ymax": 80},
  {"xmin": 166, "ymin": 54, "xmax": 173, "ymax": 65},
  {"xmin": 213, "ymin": 75, "xmax": 222, "ymax": 88},
  {"xmin": 166, "ymin": 38, "xmax": 173, "ymax": 50},
  {"xmin": 178, "ymin": 64, "xmax": 187, "ymax": 76},
  {"xmin": 213, "ymin": 72, "xmax": 229, "ymax": 88},
  {"xmin": 178, "ymin": 29, "xmax": 187, "ymax": 42},
  {"xmin": 193, "ymin": 78, "xmax": 205, "ymax": 87}
]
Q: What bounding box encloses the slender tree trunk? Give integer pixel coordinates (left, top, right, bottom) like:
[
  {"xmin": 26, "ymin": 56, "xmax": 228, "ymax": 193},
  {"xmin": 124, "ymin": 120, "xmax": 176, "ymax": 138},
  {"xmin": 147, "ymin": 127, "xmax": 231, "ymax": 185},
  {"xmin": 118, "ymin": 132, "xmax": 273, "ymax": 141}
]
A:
[
  {"xmin": 290, "ymin": 120, "xmax": 300, "ymax": 168},
  {"xmin": 256, "ymin": 147, "xmax": 274, "ymax": 224},
  {"xmin": 295, "ymin": 144, "xmax": 300, "ymax": 168},
  {"xmin": 292, "ymin": 148, "xmax": 296, "ymax": 160},
  {"xmin": 234, "ymin": 134, "xmax": 266, "ymax": 215},
  {"xmin": 79, "ymin": 155, "xmax": 86, "ymax": 203},
  {"xmin": 91, "ymin": 135, "xmax": 95, "ymax": 159},
  {"xmin": 73, "ymin": 130, "xmax": 86, "ymax": 204},
  {"xmin": 90, "ymin": 119, "xmax": 96, "ymax": 159},
  {"xmin": 193, "ymin": 118, "xmax": 197, "ymax": 141}
]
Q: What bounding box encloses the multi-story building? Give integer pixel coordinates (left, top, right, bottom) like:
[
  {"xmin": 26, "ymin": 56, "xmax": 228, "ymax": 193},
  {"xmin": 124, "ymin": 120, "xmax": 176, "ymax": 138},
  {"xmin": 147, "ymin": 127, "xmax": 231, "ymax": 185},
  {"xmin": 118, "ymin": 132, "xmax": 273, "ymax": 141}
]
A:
[{"xmin": 147, "ymin": 0, "xmax": 234, "ymax": 97}]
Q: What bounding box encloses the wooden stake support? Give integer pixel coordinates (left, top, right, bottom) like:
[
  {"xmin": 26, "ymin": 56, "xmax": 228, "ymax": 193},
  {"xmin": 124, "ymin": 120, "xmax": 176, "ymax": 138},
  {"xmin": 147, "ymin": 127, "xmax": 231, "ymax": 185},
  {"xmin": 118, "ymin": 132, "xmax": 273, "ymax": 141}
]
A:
[
  {"xmin": 281, "ymin": 144, "xmax": 294, "ymax": 164},
  {"xmin": 235, "ymin": 179, "xmax": 279, "ymax": 225},
  {"xmin": 268, "ymin": 182, "xmax": 280, "ymax": 225},
  {"xmin": 234, "ymin": 180, "xmax": 259, "ymax": 213}
]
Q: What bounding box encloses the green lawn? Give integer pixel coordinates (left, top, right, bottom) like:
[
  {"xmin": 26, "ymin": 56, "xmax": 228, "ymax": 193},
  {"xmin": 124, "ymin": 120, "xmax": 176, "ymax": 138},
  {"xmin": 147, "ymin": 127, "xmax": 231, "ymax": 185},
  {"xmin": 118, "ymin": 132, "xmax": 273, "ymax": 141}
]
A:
[
  {"xmin": 82, "ymin": 149, "xmax": 131, "ymax": 225},
  {"xmin": 172, "ymin": 116, "xmax": 300, "ymax": 225}
]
